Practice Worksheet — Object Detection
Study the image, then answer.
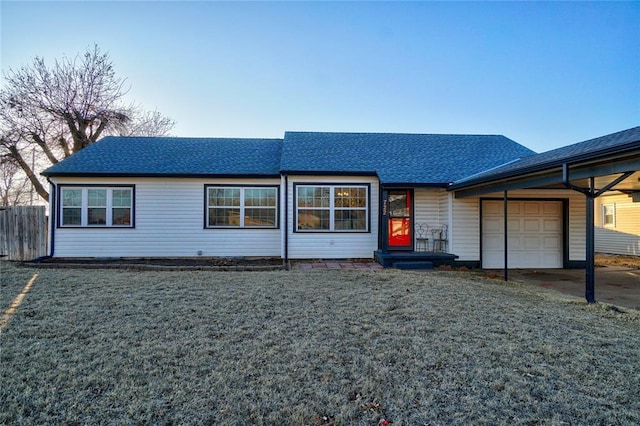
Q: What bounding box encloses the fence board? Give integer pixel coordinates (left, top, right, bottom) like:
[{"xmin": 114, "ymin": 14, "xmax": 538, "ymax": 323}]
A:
[{"xmin": 0, "ymin": 206, "xmax": 47, "ymax": 261}]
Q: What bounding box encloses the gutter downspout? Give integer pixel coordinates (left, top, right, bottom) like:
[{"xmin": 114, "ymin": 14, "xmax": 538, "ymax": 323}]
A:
[
  {"xmin": 46, "ymin": 177, "xmax": 55, "ymax": 257},
  {"xmin": 284, "ymin": 174, "xmax": 289, "ymax": 269}
]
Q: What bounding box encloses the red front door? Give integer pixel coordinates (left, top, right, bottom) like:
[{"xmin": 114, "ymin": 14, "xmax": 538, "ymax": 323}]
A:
[{"xmin": 386, "ymin": 190, "xmax": 413, "ymax": 250}]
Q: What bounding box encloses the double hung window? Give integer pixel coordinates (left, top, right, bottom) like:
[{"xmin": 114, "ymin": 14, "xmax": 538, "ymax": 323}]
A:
[
  {"xmin": 296, "ymin": 185, "xmax": 368, "ymax": 232},
  {"xmin": 206, "ymin": 186, "xmax": 278, "ymax": 228},
  {"xmin": 60, "ymin": 186, "xmax": 133, "ymax": 227},
  {"xmin": 602, "ymin": 204, "xmax": 615, "ymax": 227}
]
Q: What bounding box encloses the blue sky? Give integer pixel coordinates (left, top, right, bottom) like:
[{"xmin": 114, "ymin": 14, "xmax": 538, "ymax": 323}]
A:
[{"xmin": 2, "ymin": 1, "xmax": 639, "ymax": 153}]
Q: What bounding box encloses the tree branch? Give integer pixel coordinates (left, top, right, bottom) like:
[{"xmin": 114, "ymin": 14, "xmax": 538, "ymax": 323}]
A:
[
  {"xmin": 7, "ymin": 145, "xmax": 49, "ymax": 202},
  {"xmin": 31, "ymin": 133, "xmax": 60, "ymax": 164}
]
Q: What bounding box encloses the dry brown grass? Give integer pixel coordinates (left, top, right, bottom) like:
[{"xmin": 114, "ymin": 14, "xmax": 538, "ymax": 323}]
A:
[
  {"xmin": 1, "ymin": 262, "xmax": 639, "ymax": 425},
  {"xmin": 596, "ymin": 253, "xmax": 640, "ymax": 269}
]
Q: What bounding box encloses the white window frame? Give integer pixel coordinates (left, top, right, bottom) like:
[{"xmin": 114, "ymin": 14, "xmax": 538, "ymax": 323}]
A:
[
  {"xmin": 59, "ymin": 186, "xmax": 134, "ymax": 228},
  {"xmin": 602, "ymin": 203, "xmax": 615, "ymax": 227},
  {"xmin": 295, "ymin": 184, "xmax": 369, "ymax": 232},
  {"xmin": 205, "ymin": 186, "xmax": 278, "ymax": 229}
]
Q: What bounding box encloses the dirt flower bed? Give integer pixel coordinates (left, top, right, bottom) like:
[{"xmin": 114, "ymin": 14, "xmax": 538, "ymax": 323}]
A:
[
  {"xmin": 28, "ymin": 256, "xmax": 286, "ymax": 271},
  {"xmin": 596, "ymin": 253, "xmax": 640, "ymax": 269},
  {"xmin": 1, "ymin": 263, "xmax": 638, "ymax": 424}
]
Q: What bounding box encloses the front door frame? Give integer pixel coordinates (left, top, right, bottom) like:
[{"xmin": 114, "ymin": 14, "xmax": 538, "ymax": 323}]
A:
[{"xmin": 380, "ymin": 188, "xmax": 414, "ymax": 252}]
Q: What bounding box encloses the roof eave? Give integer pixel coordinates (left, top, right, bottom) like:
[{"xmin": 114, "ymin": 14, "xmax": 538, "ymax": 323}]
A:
[
  {"xmin": 381, "ymin": 182, "xmax": 450, "ymax": 188},
  {"xmin": 280, "ymin": 170, "xmax": 378, "ymax": 177},
  {"xmin": 450, "ymin": 141, "xmax": 640, "ymax": 191},
  {"xmin": 451, "ymin": 148, "xmax": 640, "ymax": 198},
  {"xmin": 43, "ymin": 172, "xmax": 282, "ymax": 179}
]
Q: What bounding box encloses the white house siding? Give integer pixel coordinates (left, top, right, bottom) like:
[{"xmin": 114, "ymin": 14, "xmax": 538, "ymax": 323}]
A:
[
  {"xmin": 451, "ymin": 196, "xmax": 480, "ymax": 261},
  {"xmin": 451, "ymin": 189, "xmax": 587, "ymax": 263},
  {"xmin": 413, "ymin": 188, "xmax": 450, "ymax": 249},
  {"xmin": 595, "ymin": 193, "xmax": 640, "ymax": 256},
  {"xmin": 51, "ymin": 177, "xmax": 282, "ymax": 258},
  {"xmin": 286, "ymin": 175, "xmax": 379, "ymax": 259}
]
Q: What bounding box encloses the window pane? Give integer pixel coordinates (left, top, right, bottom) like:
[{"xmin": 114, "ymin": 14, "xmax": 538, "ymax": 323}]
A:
[
  {"xmin": 245, "ymin": 208, "xmax": 276, "ymax": 227},
  {"xmin": 335, "ymin": 210, "xmax": 366, "ymax": 230},
  {"xmin": 245, "ymin": 188, "xmax": 277, "ymax": 207},
  {"xmin": 209, "ymin": 188, "xmax": 240, "ymax": 207},
  {"xmin": 298, "ymin": 187, "xmax": 330, "ymax": 207},
  {"xmin": 388, "ymin": 192, "xmax": 409, "ymax": 217},
  {"xmin": 88, "ymin": 189, "xmax": 107, "ymax": 207},
  {"xmin": 113, "ymin": 208, "xmax": 131, "ymax": 226},
  {"xmin": 335, "ymin": 187, "xmax": 366, "ymax": 208},
  {"xmin": 603, "ymin": 205, "xmax": 614, "ymax": 225},
  {"xmin": 88, "ymin": 208, "xmax": 107, "ymax": 225},
  {"xmin": 112, "ymin": 189, "xmax": 132, "ymax": 207},
  {"xmin": 209, "ymin": 208, "xmax": 241, "ymax": 226},
  {"xmin": 62, "ymin": 189, "xmax": 82, "ymax": 207},
  {"xmin": 62, "ymin": 208, "xmax": 81, "ymax": 225},
  {"xmin": 298, "ymin": 209, "xmax": 330, "ymax": 230}
]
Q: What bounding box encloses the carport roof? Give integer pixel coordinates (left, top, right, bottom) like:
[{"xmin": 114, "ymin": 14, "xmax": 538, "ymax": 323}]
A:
[{"xmin": 450, "ymin": 126, "xmax": 640, "ymax": 197}]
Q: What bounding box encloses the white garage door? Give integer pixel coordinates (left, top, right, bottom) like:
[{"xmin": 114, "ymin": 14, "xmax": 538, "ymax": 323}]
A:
[{"xmin": 482, "ymin": 200, "xmax": 562, "ymax": 269}]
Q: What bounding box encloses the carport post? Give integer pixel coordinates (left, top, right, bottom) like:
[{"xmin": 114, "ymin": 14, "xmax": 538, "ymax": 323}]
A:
[
  {"xmin": 585, "ymin": 177, "xmax": 596, "ymax": 303},
  {"xmin": 503, "ymin": 190, "xmax": 508, "ymax": 281},
  {"xmin": 564, "ymin": 167, "xmax": 633, "ymax": 304},
  {"xmin": 563, "ymin": 164, "xmax": 597, "ymax": 304}
]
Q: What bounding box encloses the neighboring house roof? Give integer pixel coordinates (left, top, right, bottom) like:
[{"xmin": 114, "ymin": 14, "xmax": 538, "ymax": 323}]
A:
[
  {"xmin": 42, "ymin": 136, "xmax": 283, "ymax": 177},
  {"xmin": 281, "ymin": 132, "xmax": 535, "ymax": 185},
  {"xmin": 451, "ymin": 126, "xmax": 640, "ymax": 189}
]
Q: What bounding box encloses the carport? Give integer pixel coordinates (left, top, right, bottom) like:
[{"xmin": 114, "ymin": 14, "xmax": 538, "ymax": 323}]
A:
[{"xmin": 450, "ymin": 126, "xmax": 640, "ymax": 303}]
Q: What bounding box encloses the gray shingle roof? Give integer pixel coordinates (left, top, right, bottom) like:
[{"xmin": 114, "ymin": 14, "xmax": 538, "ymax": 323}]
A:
[
  {"xmin": 451, "ymin": 126, "xmax": 640, "ymax": 188},
  {"xmin": 42, "ymin": 136, "xmax": 283, "ymax": 177},
  {"xmin": 42, "ymin": 132, "xmax": 537, "ymax": 184},
  {"xmin": 281, "ymin": 132, "xmax": 535, "ymax": 184}
]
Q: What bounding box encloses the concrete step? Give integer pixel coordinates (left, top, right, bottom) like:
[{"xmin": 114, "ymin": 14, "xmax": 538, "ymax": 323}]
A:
[{"xmin": 393, "ymin": 261, "xmax": 434, "ymax": 270}]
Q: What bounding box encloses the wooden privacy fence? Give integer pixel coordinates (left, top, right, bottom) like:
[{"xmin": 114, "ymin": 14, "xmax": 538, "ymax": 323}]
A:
[{"xmin": 0, "ymin": 206, "xmax": 47, "ymax": 261}]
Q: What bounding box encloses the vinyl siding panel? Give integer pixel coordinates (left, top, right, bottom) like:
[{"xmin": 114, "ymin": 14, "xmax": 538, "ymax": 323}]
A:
[
  {"xmin": 595, "ymin": 193, "xmax": 640, "ymax": 255},
  {"xmin": 451, "ymin": 189, "xmax": 586, "ymax": 263},
  {"xmin": 413, "ymin": 188, "xmax": 450, "ymax": 250},
  {"xmin": 287, "ymin": 175, "xmax": 379, "ymax": 259},
  {"xmin": 51, "ymin": 177, "xmax": 282, "ymax": 257},
  {"xmin": 451, "ymin": 197, "xmax": 479, "ymax": 261}
]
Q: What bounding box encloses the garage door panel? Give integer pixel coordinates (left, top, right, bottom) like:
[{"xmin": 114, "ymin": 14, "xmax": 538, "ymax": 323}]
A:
[
  {"xmin": 543, "ymin": 219, "xmax": 559, "ymax": 232},
  {"xmin": 484, "ymin": 202, "xmax": 502, "ymax": 215},
  {"xmin": 543, "ymin": 236, "xmax": 560, "ymax": 249},
  {"xmin": 524, "ymin": 219, "xmax": 540, "ymax": 232},
  {"xmin": 542, "ymin": 253, "xmax": 562, "ymax": 266},
  {"xmin": 523, "ymin": 203, "xmax": 540, "ymax": 215},
  {"xmin": 524, "ymin": 237, "xmax": 540, "ymax": 249},
  {"xmin": 543, "ymin": 202, "xmax": 560, "ymax": 214},
  {"xmin": 508, "ymin": 236, "xmax": 522, "ymax": 250},
  {"xmin": 482, "ymin": 200, "xmax": 562, "ymax": 269},
  {"xmin": 508, "ymin": 219, "xmax": 521, "ymax": 231},
  {"xmin": 484, "ymin": 235, "xmax": 503, "ymax": 251},
  {"xmin": 484, "ymin": 218, "xmax": 502, "ymax": 232}
]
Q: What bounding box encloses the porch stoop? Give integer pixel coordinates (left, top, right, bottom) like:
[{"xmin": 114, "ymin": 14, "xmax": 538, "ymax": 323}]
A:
[{"xmin": 374, "ymin": 250, "xmax": 459, "ymax": 269}]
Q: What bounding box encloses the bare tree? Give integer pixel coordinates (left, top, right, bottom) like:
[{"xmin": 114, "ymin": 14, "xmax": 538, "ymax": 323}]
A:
[
  {"xmin": 0, "ymin": 155, "xmax": 32, "ymax": 206},
  {"xmin": 123, "ymin": 108, "xmax": 176, "ymax": 137},
  {"xmin": 0, "ymin": 45, "xmax": 175, "ymax": 202}
]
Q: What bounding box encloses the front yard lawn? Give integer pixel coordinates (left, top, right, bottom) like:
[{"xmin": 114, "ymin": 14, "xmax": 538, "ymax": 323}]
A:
[{"xmin": 1, "ymin": 263, "xmax": 638, "ymax": 425}]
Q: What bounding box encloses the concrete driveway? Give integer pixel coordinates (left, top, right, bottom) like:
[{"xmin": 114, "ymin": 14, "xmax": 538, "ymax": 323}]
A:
[{"xmin": 507, "ymin": 267, "xmax": 640, "ymax": 311}]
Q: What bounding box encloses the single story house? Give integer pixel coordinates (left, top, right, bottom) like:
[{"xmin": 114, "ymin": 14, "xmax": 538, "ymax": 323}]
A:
[
  {"xmin": 42, "ymin": 127, "xmax": 640, "ymax": 274},
  {"xmin": 595, "ymin": 193, "xmax": 640, "ymax": 256}
]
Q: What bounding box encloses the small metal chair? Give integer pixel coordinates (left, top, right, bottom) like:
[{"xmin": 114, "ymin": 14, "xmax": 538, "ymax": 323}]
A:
[
  {"xmin": 431, "ymin": 224, "xmax": 448, "ymax": 252},
  {"xmin": 416, "ymin": 223, "xmax": 429, "ymax": 251}
]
